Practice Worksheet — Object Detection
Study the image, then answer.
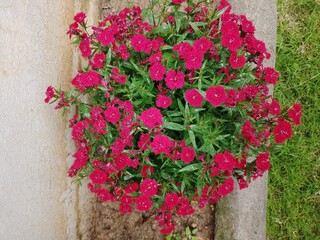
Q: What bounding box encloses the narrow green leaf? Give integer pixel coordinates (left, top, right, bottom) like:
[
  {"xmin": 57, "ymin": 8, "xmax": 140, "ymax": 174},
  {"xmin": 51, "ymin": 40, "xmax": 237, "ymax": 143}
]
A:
[
  {"xmin": 177, "ymin": 99, "xmax": 185, "ymax": 113},
  {"xmin": 177, "ymin": 31, "xmax": 189, "ymax": 42},
  {"xmin": 178, "ymin": 163, "xmax": 202, "ymax": 172},
  {"xmin": 189, "ymin": 22, "xmax": 203, "ymax": 37},
  {"xmin": 106, "ymin": 47, "xmax": 112, "ymax": 65},
  {"xmin": 186, "ymin": 227, "xmax": 191, "ymax": 235},
  {"xmin": 160, "ymin": 45, "xmax": 173, "ymax": 51},
  {"xmin": 188, "ymin": 130, "xmax": 197, "ymax": 149},
  {"xmin": 164, "ymin": 122, "xmax": 185, "ymax": 131}
]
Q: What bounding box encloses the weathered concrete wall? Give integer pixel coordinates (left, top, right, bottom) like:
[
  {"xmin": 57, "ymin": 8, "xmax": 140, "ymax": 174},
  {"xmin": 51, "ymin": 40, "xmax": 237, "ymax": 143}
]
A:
[
  {"xmin": 0, "ymin": 1, "xmax": 99, "ymax": 239},
  {"xmin": 214, "ymin": 1, "xmax": 277, "ymax": 240},
  {"xmin": 0, "ymin": 0, "xmax": 73, "ymax": 239}
]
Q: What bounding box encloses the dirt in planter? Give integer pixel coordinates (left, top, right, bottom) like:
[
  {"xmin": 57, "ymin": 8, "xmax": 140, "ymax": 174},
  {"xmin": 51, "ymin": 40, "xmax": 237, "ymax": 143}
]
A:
[{"xmin": 92, "ymin": 201, "xmax": 215, "ymax": 240}]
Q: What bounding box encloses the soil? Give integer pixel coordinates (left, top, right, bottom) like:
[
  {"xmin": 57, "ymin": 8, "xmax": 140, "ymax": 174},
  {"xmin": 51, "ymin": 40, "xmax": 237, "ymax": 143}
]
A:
[{"xmin": 92, "ymin": 200, "xmax": 215, "ymax": 240}]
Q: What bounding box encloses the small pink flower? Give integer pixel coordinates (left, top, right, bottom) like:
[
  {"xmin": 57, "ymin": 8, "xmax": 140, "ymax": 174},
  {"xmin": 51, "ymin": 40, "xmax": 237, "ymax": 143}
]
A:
[
  {"xmin": 193, "ymin": 37, "xmax": 213, "ymax": 54},
  {"xmin": 72, "ymin": 121, "xmax": 88, "ymax": 141},
  {"xmin": 206, "ymin": 85, "xmax": 227, "ymax": 107},
  {"xmin": 140, "ymin": 178, "xmax": 158, "ymax": 197},
  {"xmin": 221, "ymin": 21, "xmax": 239, "ymax": 36},
  {"xmin": 240, "ymin": 15, "xmax": 255, "ymax": 33},
  {"xmin": 71, "ymin": 71, "xmax": 100, "ymax": 92},
  {"xmin": 110, "ymin": 68, "xmax": 127, "ymax": 85},
  {"xmin": 288, "ymin": 103, "xmax": 302, "ymax": 125},
  {"xmin": 91, "ymin": 53, "xmax": 105, "ymax": 69},
  {"xmin": 156, "ymin": 95, "xmax": 172, "ymax": 109},
  {"xmin": 140, "ymin": 108, "xmax": 163, "ymax": 128},
  {"xmin": 172, "ymin": 0, "xmax": 185, "ymax": 4},
  {"xmin": 164, "ymin": 192, "xmax": 179, "ymax": 210},
  {"xmin": 44, "ymin": 86, "xmax": 55, "ymax": 103},
  {"xmin": 238, "ymin": 178, "xmax": 248, "ymax": 190},
  {"xmin": 185, "ymin": 89, "xmax": 204, "ymax": 107},
  {"xmin": 140, "ymin": 165, "xmax": 154, "ymax": 177},
  {"xmin": 176, "ymin": 197, "xmax": 195, "ymax": 216},
  {"xmin": 165, "ymin": 70, "xmax": 185, "ymax": 89},
  {"xmin": 119, "ymin": 203, "xmax": 133, "ymax": 213},
  {"xmin": 268, "ymin": 98, "xmax": 281, "ymax": 116},
  {"xmin": 114, "ymin": 153, "xmax": 130, "ymax": 170},
  {"xmin": 138, "ymin": 133, "xmax": 151, "ymax": 151},
  {"xmin": 256, "ymin": 152, "xmax": 270, "ymax": 173},
  {"xmin": 273, "ymin": 120, "xmax": 292, "ymax": 144},
  {"xmin": 150, "ymin": 135, "xmax": 171, "ymax": 155},
  {"xmin": 180, "ymin": 146, "xmax": 196, "ymax": 164},
  {"xmin": 89, "ymin": 169, "xmax": 108, "ymax": 184},
  {"xmin": 131, "ymin": 34, "xmax": 152, "ymax": 54},
  {"xmin": 135, "ymin": 195, "xmax": 152, "ymax": 211},
  {"xmin": 217, "ymin": 178, "xmax": 234, "ymax": 196},
  {"xmin": 79, "ymin": 38, "xmax": 91, "ymax": 57},
  {"xmin": 173, "ymin": 42, "xmax": 192, "ymax": 59},
  {"xmin": 96, "ymin": 188, "xmax": 113, "ymax": 201},
  {"xmin": 229, "ymin": 52, "xmax": 246, "ymax": 69},
  {"xmin": 221, "ymin": 33, "xmax": 242, "ymax": 52},
  {"xmin": 67, "ymin": 22, "xmax": 80, "ymax": 39},
  {"xmin": 160, "ymin": 222, "xmax": 176, "ymax": 235},
  {"xmin": 74, "ymin": 12, "xmax": 86, "ymax": 24},
  {"xmin": 104, "ymin": 106, "xmax": 121, "ymax": 124},
  {"xmin": 263, "ymin": 67, "xmax": 279, "ymax": 85},
  {"xmin": 214, "ymin": 151, "xmax": 237, "ymax": 171},
  {"xmin": 96, "ymin": 27, "xmax": 116, "ymax": 46},
  {"xmin": 185, "ymin": 50, "xmax": 204, "ymax": 70},
  {"xmin": 150, "ymin": 63, "xmax": 166, "ymax": 81}
]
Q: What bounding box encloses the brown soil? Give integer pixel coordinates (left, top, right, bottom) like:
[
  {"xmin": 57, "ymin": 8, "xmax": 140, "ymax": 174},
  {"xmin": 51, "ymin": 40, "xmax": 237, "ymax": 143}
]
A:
[{"xmin": 92, "ymin": 201, "xmax": 215, "ymax": 240}]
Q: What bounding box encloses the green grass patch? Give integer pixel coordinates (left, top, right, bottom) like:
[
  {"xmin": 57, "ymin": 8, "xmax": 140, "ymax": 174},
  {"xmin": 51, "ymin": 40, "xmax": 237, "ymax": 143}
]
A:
[{"xmin": 267, "ymin": 0, "xmax": 320, "ymax": 239}]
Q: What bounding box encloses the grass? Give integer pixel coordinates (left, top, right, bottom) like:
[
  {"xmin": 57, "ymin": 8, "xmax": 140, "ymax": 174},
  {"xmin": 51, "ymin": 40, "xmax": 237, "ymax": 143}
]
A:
[{"xmin": 267, "ymin": 0, "xmax": 320, "ymax": 239}]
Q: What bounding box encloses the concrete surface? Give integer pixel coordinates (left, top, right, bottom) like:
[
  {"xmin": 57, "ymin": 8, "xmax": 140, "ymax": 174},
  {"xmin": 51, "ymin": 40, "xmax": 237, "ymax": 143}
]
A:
[
  {"xmin": 0, "ymin": 1, "xmax": 73, "ymax": 239},
  {"xmin": 214, "ymin": 1, "xmax": 277, "ymax": 240},
  {"xmin": 0, "ymin": 1, "xmax": 99, "ymax": 239}
]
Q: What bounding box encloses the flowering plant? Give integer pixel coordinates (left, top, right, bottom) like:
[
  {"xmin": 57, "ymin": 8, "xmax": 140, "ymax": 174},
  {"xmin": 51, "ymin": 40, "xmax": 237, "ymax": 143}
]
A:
[{"xmin": 45, "ymin": 0, "xmax": 302, "ymax": 235}]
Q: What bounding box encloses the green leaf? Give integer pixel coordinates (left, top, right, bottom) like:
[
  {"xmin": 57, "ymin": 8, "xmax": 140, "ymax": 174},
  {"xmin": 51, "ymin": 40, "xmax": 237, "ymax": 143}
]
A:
[
  {"xmin": 106, "ymin": 47, "xmax": 112, "ymax": 65},
  {"xmin": 161, "ymin": 45, "xmax": 173, "ymax": 51},
  {"xmin": 177, "ymin": 99, "xmax": 185, "ymax": 113},
  {"xmin": 197, "ymin": 175, "xmax": 205, "ymax": 197},
  {"xmin": 123, "ymin": 172, "xmax": 135, "ymax": 180},
  {"xmin": 79, "ymin": 103, "xmax": 90, "ymax": 118},
  {"xmin": 178, "ymin": 163, "xmax": 202, "ymax": 173},
  {"xmin": 189, "ymin": 22, "xmax": 203, "ymax": 37},
  {"xmin": 153, "ymin": 25, "xmax": 171, "ymax": 36},
  {"xmin": 151, "ymin": 0, "xmax": 160, "ymax": 8},
  {"xmin": 142, "ymin": 8, "xmax": 155, "ymax": 25},
  {"xmin": 128, "ymin": 192, "xmax": 140, "ymax": 197},
  {"xmin": 163, "ymin": 52, "xmax": 175, "ymax": 63},
  {"xmin": 198, "ymin": 144, "xmax": 215, "ymax": 155},
  {"xmin": 186, "ymin": 227, "xmax": 191, "ymax": 235},
  {"xmin": 161, "ymin": 171, "xmax": 171, "ymax": 179},
  {"xmin": 175, "ymin": 14, "xmax": 181, "ymax": 33},
  {"xmin": 177, "ymin": 31, "xmax": 189, "ymax": 43},
  {"xmin": 168, "ymin": 111, "xmax": 183, "ymax": 117},
  {"xmin": 185, "ymin": 101, "xmax": 190, "ymax": 118},
  {"xmin": 164, "ymin": 122, "xmax": 185, "ymax": 131},
  {"xmin": 70, "ymin": 37, "xmax": 81, "ymax": 45},
  {"xmin": 188, "ymin": 130, "xmax": 197, "ymax": 150}
]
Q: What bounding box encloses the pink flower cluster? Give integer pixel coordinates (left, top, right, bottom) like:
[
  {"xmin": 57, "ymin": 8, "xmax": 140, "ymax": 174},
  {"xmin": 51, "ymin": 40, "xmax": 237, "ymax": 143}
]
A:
[{"xmin": 46, "ymin": 0, "xmax": 302, "ymax": 235}]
